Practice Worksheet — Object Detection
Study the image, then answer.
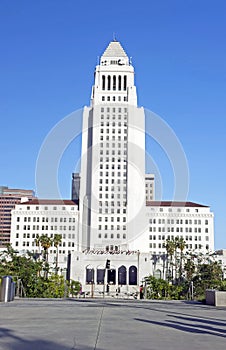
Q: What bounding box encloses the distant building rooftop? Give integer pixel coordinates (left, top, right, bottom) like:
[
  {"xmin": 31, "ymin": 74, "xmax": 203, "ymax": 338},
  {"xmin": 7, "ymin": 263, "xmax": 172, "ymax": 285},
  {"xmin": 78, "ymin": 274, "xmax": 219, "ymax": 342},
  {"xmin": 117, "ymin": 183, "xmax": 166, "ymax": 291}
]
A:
[
  {"xmin": 19, "ymin": 199, "xmax": 78, "ymax": 206},
  {"xmin": 146, "ymin": 201, "xmax": 208, "ymax": 208}
]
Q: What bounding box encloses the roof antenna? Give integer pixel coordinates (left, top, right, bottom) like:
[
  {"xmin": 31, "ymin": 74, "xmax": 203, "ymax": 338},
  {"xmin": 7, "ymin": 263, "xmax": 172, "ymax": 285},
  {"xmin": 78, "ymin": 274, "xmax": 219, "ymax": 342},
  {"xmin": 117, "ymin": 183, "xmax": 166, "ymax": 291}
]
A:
[{"xmin": 113, "ymin": 32, "xmax": 117, "ymax": 41}]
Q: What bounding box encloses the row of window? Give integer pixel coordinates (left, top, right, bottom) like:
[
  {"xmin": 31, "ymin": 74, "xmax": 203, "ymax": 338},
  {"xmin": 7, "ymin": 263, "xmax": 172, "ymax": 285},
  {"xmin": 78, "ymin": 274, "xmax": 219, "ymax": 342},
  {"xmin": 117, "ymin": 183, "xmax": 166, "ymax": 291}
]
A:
[
  {"xmin": 100, "ymin": 114, "xmax": 127, "ymax": 121},
  {"xmin": 99, "ymin": 181, "xmax": 126, "ymax": 188},
  {"xmin": 99, "ymin": 178, "xmax": 127, "ymax": 184},
  {"xmin": 99, "ymin": 194, "xmax": 127, "ymax": 200},
  {"xmin": 149, "ymin": 218, "xmax": 208, "ymax": 225},
  {"xmin": 100, "ymin": 164, "xmax": 127, "ymax": 170},
  {"xmin": 99, "ymin": 208, "xmax": 127, "ymax": 214},
  {"xmin": 99, "ymin": 141, "xmax": 127, "ymax": 148},
  {"xmin": 99, "ymin": 201, "xmax": 127, "ymax": 207},
  {"xmin": 100, "ymin": 157, "xmax": 127, "ymax": 164},
  {"xmin": 150, "ymin": 208, "xmax": 201, "ymax": 213},
  {"xmin": 101, "ymin": 96, "xmax": 128, "ymax": 102},
  {"xmin": 145, "ymin": 183, "xmax": 154, "ymax": 187},
  {"xmin": 15, "ymin": 241, "xmax": 76, "ymax": 248},
  {"xmin": 100, "ymin": 150, "xmax": 127, "ymax": 157},
  {"xmin": 20, "ymin": 217, "xmax": 76, "ymax": 223},
  {"xmin": 100, "ymin": 128, "xmax": 127, "ymax": 134},
  {"xmin": 100, "ymin": 135, "xmax": 127, "ymax": 142},
  {"xmin": 99, "ymin": 185, "xmax": 127, "ymax": 192},
  {"xmin": 98, "ymin": 216, "xmax": 126, "ymax": 222},
  {"xmin": 102, "ymin": 75, "xmax": 127, "ymax": 91},
  {"xmin": 149, "ymin": 227, "xmax": 207, "ymax": 233},
  {"xmin": 98, "ymin": 225, "xmax": 126, "ymax": 230},
  {"xmin": 25, "ymin": 206, "xmax": 75, "ymax": 211},
  {"xmin": 20, "ymin": 225, "xmax": 76, "ymax": 231},
  {"xmin": 99, "ymin": 185, "xmax": 126, "ymax": 192},
  {"xmin": 100, "ymin": 107, "xmax": 127, "ymax": 113},
  {"xmin": 149, "ymin": 235, "xmax": 209, "ymax": 241},
  {"xmin": 99, "ymin": 172, "xmax": 127, "ymax": 178},
  {"xmin": 16, "ymin": 233, "xmax": 75, "ymax": 239},
  {"xmin": 100, "ymin": 121, "xmax": 127, "ymax": 127},
  {"xmin": 98, "ymin": 233, "xmax": 127, "ymax": 239},
  {"xmin": 17, "ymin": 216, "xmax": 76, "ymax": 223},
  {"xmin": 149, "ymin": 243, "xmax": 210, "ymax": 250}
]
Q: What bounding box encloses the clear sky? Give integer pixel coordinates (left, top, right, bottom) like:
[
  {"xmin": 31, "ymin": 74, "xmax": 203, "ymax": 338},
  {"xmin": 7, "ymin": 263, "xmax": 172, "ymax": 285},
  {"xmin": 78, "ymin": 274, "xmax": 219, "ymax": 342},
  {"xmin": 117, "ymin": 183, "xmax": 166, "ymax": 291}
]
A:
[{"xmin": 0, "ymin": 1, "xmax": 226, "ymax": 249}]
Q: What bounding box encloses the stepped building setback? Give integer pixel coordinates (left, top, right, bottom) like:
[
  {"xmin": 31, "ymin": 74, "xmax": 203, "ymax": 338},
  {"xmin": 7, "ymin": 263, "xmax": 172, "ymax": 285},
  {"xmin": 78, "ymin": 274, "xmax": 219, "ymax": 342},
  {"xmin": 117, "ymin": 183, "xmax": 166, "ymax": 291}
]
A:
[{"xmin": 10, "ymin": 41, "xmax": 215, "ymax": 293}]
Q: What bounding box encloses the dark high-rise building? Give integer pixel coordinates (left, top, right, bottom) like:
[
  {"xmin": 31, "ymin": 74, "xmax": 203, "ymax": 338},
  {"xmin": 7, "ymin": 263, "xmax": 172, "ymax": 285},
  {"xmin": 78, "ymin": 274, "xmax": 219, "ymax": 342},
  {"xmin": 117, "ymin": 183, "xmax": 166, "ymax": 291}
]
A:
[
  {"xmin": 0, "ymin": 186, "xmax": 35, "ymax": 247},
  {"xmin": 71, "ymin": 173, "xmax": 80, "ymax": 201}
]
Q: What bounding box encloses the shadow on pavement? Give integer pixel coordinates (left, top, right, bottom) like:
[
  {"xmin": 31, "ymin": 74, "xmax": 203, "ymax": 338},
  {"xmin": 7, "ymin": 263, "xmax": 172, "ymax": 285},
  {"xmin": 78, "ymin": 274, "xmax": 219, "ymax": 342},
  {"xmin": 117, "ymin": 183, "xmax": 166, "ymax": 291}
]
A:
[
  {"xmin": 134, "ymin": 318, "xmax": 226, "ymax": 338},
  {"xmin": 0, "ymin": 327, "xmax": 100, "ymax": 350}
]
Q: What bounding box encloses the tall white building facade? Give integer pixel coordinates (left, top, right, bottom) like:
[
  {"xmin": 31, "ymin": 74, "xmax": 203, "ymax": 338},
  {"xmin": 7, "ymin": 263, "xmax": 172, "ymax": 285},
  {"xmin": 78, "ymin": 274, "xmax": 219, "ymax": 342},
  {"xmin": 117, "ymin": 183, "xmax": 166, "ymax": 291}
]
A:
[
  {"xmin": 9, "ymin": 40, "xmax": 216, "ymax": 291},
  {"xmin": 10, "ymin": 199, "xmax": 79, "ymax": 270},
  {"xmin": 79, "ymin": 41, "xmax": 146, "ymax": 252}
]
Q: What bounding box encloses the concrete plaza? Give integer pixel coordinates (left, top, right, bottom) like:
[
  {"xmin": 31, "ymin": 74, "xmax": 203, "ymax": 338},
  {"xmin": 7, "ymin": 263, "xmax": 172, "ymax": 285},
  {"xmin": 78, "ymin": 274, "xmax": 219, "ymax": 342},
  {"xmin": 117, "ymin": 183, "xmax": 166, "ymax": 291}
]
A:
[{"xmin": 0, "ymin": 298, "xmax": 226, "ymax": 350}]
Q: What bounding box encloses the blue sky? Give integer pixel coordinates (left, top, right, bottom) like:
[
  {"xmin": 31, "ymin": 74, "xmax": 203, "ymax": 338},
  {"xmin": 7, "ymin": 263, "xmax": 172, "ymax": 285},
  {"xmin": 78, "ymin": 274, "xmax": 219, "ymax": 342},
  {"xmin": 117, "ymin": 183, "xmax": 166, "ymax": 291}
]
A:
[{"xmin": 0, "ymin": 1, "xmax": 226, "ymax": 249}]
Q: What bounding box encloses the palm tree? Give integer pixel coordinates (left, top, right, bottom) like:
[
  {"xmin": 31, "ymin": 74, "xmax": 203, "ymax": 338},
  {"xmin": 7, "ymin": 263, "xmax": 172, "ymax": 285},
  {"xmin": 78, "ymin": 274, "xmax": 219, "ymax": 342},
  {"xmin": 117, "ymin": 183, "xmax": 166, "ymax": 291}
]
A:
[
  {"xmin": 165, "ymin": 239, "xmax": 175, "ymax": 282},
  {"xmin": 39, "ymin": 234, "xmax": 52, "ymax": 279},
  {"xmin": 35, "ymin": 234, "xmax": 40, "ymax": 253},
  {"xmin": 53, "ymin": 234, "xmax": 62, "ymax": 274},
  {"xmin": 39, "ymin": 234, "xmax": 52, "ymax": 262},
  {"xmin": 177, "ymin": 237, "xmax": 186, "ymax": 280},
  {"xmin": 174, "ymin": 237, "xmax": 179, "ymax": 278},
  {"xmin": 161, "ymin": 253, "xmax": 167, "ymax": 280}
]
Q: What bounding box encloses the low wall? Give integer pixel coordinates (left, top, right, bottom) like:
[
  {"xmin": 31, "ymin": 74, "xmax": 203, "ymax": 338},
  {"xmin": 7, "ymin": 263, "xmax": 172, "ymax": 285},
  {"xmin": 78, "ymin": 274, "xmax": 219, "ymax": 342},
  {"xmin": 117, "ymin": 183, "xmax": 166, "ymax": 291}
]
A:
[{"xmin": 206, "ymin": 289, "xmax": 226, "ymax": 307}]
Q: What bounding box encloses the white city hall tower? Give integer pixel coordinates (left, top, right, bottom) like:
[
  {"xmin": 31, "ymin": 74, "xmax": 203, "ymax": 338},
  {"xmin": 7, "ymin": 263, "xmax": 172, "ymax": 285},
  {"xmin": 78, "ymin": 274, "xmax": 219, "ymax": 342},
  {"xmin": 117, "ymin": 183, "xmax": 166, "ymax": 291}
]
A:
[{"xmin": 79, "ymin": 40, "xmax": 146, "ymax": 251}]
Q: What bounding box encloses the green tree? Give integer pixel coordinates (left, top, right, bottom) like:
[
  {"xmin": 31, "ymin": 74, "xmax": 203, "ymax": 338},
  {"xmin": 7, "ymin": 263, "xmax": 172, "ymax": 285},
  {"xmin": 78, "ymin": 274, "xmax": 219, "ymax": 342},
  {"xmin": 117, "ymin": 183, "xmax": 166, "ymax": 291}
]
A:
[
  {"xmin": 194, "ymin": 261, "xmax": 223, "ymax": 299},
  {"xmin": 53, "ymin": 234, "xmax": 62, "ymax": 274},
  {"xmin": 0, "ymin": 245, "xmax": 43, "ymax": 297},
  {"xmin": 176, "ymin": 237, "xmax": 186, "ymax": 280},
  {"xmin": 184, "ymin": 257, "xmax": 196, "ymax": 281},
  {"xmin": 0, "ymin": 245, "xmax": 83, "ymax": 299},
  {"xmin": 38, "ymin": 235, "xmax": 52, "ymax": 279},
  {"xmin": 165, "ymin": 239, "xmax": 175, "ymax": 282},
  {"xmin": 69, "ymin": 280, "xmax": 81, "ymax": 297},
  {"xmin": 146, "ymin": 275, "xmax": 169, "ymax": 299},
  {"xmin": 39, "ymin": 235, "xmax": 52, "ymax": 262}
]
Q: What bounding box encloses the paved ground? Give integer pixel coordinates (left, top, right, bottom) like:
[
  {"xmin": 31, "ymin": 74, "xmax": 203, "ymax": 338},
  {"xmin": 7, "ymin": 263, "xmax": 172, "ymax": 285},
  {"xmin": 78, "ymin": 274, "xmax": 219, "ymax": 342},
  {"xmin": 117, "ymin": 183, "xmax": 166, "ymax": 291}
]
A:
[{"xmin": 0, "ymin": 298, "xmax": 226, "ymax": 350}]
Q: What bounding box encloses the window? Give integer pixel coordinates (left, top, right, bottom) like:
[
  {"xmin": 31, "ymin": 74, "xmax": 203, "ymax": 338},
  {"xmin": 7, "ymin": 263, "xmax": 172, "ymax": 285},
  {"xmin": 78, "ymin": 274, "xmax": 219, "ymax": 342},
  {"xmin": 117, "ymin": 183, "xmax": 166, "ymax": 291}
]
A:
[
  {"xmin": 102, "ymin": 75, "xmax": 105, "ymax": 90},
  {"xmin": 118, "ymin": 76, "xmax": 121, "ymax": 90},
  {"xmin": 113, "ymin": 75, "xmax": 116, "ymax": 90},
  {"xmin": 123, "ymin": 76, "xmax": 127, "ymax": 91},
  {"xmin": 107, "ymin": 75, "xmax": 111, "ymax": 90}
]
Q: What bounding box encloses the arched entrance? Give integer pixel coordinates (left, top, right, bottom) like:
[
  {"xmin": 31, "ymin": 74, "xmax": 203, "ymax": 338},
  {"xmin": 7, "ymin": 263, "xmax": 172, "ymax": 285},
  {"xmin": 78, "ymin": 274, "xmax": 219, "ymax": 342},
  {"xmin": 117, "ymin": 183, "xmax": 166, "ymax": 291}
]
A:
[
  {"xmin": 129, "ymin": 265, "xmax": 137, "ymax": 285},
  {"xmin": 118, "ymin": 265, "xmax": 127, "ymax": 285},
  {"xmin": 107, "ymin": 269, "xmax": 116, "ymax": 285},
  {"xmin": 97, "ymin": 268, "xmax": 105, "ymax": 284},
  {"xmin": 86, "ymin": 266, "xmax": 94, "ymax": 284}
]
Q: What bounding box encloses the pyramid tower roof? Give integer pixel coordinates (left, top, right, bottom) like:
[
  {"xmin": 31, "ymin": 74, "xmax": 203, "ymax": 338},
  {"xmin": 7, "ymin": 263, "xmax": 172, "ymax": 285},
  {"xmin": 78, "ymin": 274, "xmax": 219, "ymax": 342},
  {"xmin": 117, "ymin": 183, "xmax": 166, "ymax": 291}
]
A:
[{"xmin": 102, "ymin": 40, "xmax": 128, "ymax": 58}]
